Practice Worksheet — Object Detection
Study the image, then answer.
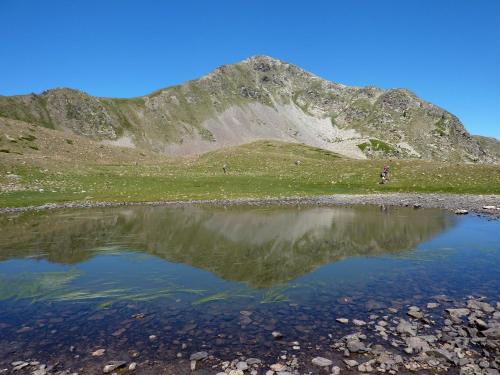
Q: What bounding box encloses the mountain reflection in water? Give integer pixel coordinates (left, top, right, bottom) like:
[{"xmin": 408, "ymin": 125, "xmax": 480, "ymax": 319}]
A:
[{"xmin": 0, "ymin": 205, "xmax": 455, "ymax": 288}]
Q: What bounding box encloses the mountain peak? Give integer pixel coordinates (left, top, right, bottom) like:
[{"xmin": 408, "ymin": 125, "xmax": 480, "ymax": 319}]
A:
[
  {"xmin": 0, "ymin": 56, "xmax": 496, "ymax": 163},
  {"xmin": 242, "ymin": 55, "xmax": 286, "ymax": 64}
]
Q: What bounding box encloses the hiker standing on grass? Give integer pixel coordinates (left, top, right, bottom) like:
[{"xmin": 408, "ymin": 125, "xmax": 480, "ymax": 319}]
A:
[
  {"xmin": 383, "ymin": 165, "xmax": 390, "ymax": 181},
  {"xmin": 222, "ymin": 163, "xmax": 227, "ymax": 175},
  {"xmin": 380, "ymin": 165, "xmax": 390, "ymax": 184}
]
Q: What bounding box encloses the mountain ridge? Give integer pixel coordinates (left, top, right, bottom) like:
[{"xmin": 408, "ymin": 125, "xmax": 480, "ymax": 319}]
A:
[{"xmin": 0, "ymin": 55, "xmax": 497, "ymax": 163}]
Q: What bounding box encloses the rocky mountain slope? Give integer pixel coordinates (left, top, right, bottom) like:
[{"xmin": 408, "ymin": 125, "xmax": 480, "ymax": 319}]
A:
[
  {"xmin": 473, "ymin": 135, "xmax": 500, "ymax": 161},
  {"xmin": 0, "ymin": 55, "xmax": 497, "ymax": 162}
]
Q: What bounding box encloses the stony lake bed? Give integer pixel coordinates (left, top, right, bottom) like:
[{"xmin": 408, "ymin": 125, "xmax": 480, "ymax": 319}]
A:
[{"xmin": 0, "ymin": 203, "xmax": 498, "ymax": 375}]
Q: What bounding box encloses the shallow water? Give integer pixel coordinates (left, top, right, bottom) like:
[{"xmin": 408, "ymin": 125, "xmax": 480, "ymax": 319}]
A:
[{"xmin": 0, "ymin": 205, "xmax": 498, "ymax": 371}]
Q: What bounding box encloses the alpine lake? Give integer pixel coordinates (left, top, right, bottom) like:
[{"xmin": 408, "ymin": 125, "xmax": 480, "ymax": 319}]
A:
[{"xmin": 0, "ymin": 204, "xmax": 498, "ymax": 374}]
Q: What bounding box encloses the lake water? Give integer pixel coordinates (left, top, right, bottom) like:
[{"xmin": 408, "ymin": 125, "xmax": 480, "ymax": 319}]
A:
[{"xmin": 0, "ymin": 205, "xmax": 498, "ymax": 373}]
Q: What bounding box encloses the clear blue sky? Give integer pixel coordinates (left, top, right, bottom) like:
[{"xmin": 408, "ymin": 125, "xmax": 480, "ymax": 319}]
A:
[{"xmin": 1, "ymin": 0, "xmax": 499, "ymax": 138}]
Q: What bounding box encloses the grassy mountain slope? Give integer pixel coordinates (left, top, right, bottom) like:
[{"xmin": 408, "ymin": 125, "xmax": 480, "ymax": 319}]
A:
[
  {"xmin": 1, "ymin": 113, "xmax": 499, "ymax": 208},
  {"xmin": 0, "ymin": 116, "xmax": 166, "ymax": 169},
  {"xmin": 0, "ymin": 56, "xmax": 497, "ymax": 163}
]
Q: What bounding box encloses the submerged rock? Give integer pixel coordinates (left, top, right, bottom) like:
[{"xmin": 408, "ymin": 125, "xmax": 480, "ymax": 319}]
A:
[
  {"xmin": 311, "ymin": 357, "xmax": 332, "ymax": 367},
  {"xmin": 467, "ymin": 299, "xmax": 495, "ymax": 313},
  {"xmin": 246, "ymin": 358, "xmax": 262, "ymax": 365},
  {"xmin": 11, "ymin": 362, "xmax": 28, "ymax": 371},
  {"xmin": 407, "ymin": 308, "xmax": 424, "ymax": 320},
  {"xmin": 482, "ymin": 327, "xmax": 500, "ymax": 338},
  {"xmin": 236, "ymin": 361, "xmax": 249, "ymax": 371},
  {"xmin": 103, "ymin": 361, "xmax": 126, "ymax": 373},
  {"xmin": 425, "ymin": 348, "xmax": 454, "ymax": 362},
  {"xmin": 92, "ymin": 349, "xmax": 106, "ymax": 357},
  {"xmin": 396, "ymin": 319, "xmax": 417, "ymax": 336},
  {"xmin": 190, "ymin": 351, "xmax": 208, "ymax": 361},
  {"xmin": 343, "ymin": 359, "xmax": 359, "ymax": 367},
  {"xmin": 270, "ymin": 363, "xmax": 286, "ymax": 372},
  {"xmin": 272, "ymin": 331, "xmax": 284, "ymax": 339},
  {"xmin": 446, "ymin": 308, "xmax": 470, "ymax": 319},
  {"xmin": 358, "ymin": 360, "xmax": 374, "ymax": 373},
  {"xmin": 353, "ymin": 319, "xmax": 366, "ymax": 326},
  {"xmin": 347, "ymin": 339, "xmax": 366, "ymax": 353},
  {"xmin": 405, "ymin": 337, "xmax": 430, "ymax": 353}
]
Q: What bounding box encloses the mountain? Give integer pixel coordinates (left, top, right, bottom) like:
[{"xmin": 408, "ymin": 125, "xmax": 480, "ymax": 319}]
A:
[{"xmin": 0, "ymin": 55, "xmax": 497, "ymax": 162}]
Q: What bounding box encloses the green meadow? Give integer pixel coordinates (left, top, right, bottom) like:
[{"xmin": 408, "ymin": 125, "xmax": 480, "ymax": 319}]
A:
[{"xmin": 1, "ymin": 141, "xmax": 499, "ymax": 208}]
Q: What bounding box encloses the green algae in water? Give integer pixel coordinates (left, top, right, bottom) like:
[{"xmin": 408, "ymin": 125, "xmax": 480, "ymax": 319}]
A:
[
  {"xmin": 192, "ymin": 291, "xmax": 231, "ymax": 305},
  {"xmin": 0, "ymin": 270, "xmax": 82, "ymax": 301},
  {"xmin": 0, "ymin": 269, "xmax": 206, "ymax": 306},
  {"xmin": 192, "ymin": 289, "xmax": 255, "ymax": 305},
  {"xmin": 260, "ymin": 284, "xmax": 297, "ymax": 304},
  {"xmin": 50, "ymin": 285, "xmax": 205, "ymax": 305}
]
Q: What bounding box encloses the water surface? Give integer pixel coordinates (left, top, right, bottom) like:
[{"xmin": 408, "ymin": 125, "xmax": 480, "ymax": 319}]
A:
[{"xmin": 0, "ymin": 205, "xmax": 498, "ymax": 371}]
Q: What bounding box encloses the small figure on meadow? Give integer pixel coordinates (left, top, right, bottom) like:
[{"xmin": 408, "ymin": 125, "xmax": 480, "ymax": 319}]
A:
[{"xmin": 380, "ymin": 165, "xmax": 390, "ymax": 184}]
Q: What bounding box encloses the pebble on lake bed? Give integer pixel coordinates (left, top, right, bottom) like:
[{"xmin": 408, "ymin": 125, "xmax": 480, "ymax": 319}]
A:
[
  {"xmin": 103, "ymin": 361, "xmax": 126, "ymax": 373},
  {"xmin": 344, "ymin": 359, "xmax": 359, "ymax": 367},
  {"xmin": 236, "ymin": 361, "xmax": 249, "ymax": 371},
  {"xmin": 246, "ymin": 358, "xmax": 262, "ymax": 365},
  {"xmin": 311, "ymin": 357, "xmax": 332, "ymax": 367},
  {"xmin": 189, "ymin": 351, "xmax": 208, "ymax": 361},
  {"xmin": 353, "ymin": 319, "xmax": 366, "ymax": 326},
  {"xmin": 271, "ymin": 331, "xmax": 284, "ymax": 339},
  {"xmin": 270, "ymin": 363, "xmax": 286, "ymax": 372},
  {"xmin": 92, "ymin": 348, "xmax": 106, "ymax": 357}
]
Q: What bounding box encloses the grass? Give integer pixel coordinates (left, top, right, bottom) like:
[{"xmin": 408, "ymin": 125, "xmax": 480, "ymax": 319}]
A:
[
  {"xmin": 358, "ymin": 139, "xmax": 396, "ymax": 154},
  {"xmin": 1, "ymin": 140, "xmax": 499, "ymax": 208}
]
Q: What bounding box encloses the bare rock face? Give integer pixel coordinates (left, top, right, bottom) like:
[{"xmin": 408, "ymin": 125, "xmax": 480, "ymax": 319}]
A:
[{"xmin": 0, "ymin": 55, "xmax": 497, "ymax": 162}]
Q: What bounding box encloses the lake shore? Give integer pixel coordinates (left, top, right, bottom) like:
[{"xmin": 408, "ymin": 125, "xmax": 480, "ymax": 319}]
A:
[
  {"xmin": 1, "ymin": 193, "xmax": 499, "ymax": 217},
  {"xmin": 3, "ymin": 295, "xmax": 498, "ymax": 374}
]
